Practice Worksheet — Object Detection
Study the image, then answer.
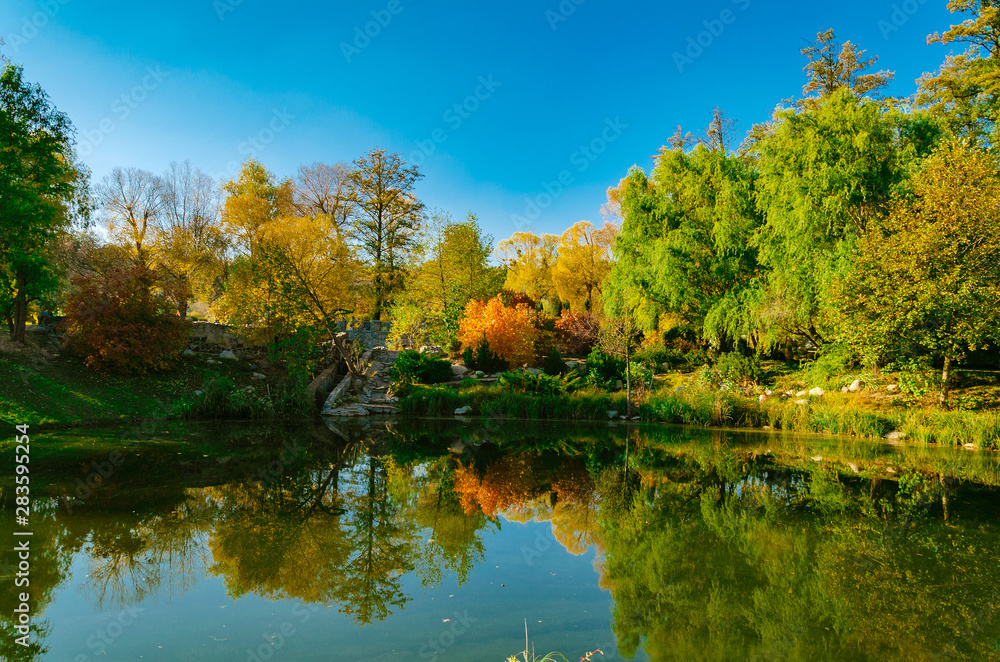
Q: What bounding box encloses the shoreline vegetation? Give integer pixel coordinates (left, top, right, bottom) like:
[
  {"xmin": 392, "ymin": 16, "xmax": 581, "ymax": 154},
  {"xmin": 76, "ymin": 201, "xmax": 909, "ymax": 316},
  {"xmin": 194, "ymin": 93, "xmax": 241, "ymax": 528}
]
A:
[
  {"xmin": 5, "ymin": 333, "xmax": 998, "ymax": 451},
  {"xmin": 399, "ymin": 383, "xmax": 1000, "ymax": 450}
]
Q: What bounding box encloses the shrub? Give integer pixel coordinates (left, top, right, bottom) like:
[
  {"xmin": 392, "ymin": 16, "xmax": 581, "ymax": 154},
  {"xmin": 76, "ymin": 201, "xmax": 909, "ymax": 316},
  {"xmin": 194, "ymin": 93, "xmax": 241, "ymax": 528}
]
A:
[
  {"xmin": 554, "ymin": 310, "xmax": 600, "ymax": 355},
  {"xmin": 497, "ymin": 370, "xmax": 581, "ymax": 396},
  {"xmin": 457, "ymin": 295, "xmax": 539, "ymax": 367},
  {"xmin": 462, "ymin": 338, "xmax": 510, "ymax": 374},
  {"xmin": 63, "ymin": 265, "xmax": 190, "ymax": 374},
  {"xmin": 585, "ymin": 346, "xmax": 625, "ymax": 390},
  {"xmin": 390, "ymin": 350, "xmax": 454, "ymax": 386},
  {"xmin": 543, "ymin": 347, "xmax": 567, "ymax": 376},
  {"xmin": 715, "ymin": 352, "xmax": 763, "ymax": 386}
]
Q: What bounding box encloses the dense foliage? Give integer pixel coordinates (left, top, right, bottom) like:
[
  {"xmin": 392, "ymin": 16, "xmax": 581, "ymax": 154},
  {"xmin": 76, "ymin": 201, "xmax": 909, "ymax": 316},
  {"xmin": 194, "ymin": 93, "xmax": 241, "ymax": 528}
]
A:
[{"xmin": 63, "ymin": 265, "xmax": 190, "ymax": 374}]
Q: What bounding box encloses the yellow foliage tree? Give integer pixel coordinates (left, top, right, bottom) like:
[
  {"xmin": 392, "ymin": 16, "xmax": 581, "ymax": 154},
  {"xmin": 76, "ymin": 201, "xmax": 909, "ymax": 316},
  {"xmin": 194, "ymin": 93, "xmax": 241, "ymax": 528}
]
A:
[
  {"xmin": 551, "ymin": 220, "xmax": 618, "ymax": 311},
  {"xmin": 495, "ymin": 231, "xmax": 559, "ymax": 303}
]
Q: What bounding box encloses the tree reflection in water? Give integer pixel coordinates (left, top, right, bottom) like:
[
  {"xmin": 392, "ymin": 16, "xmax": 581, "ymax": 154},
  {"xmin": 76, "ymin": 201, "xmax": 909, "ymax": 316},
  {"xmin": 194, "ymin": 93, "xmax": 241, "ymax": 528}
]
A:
[{"xmin": 3, "ymin": 420, "xmax": 1000, "ymax": 660}]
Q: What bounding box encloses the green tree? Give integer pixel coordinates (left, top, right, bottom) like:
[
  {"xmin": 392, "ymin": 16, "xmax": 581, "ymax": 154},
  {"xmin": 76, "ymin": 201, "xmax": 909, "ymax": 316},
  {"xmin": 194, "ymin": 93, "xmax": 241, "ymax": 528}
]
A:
[
  {"xmin": 799, "ymin": 29, "xmax": 894, "ymax": 106},
  {"xmin": 389, "ymin": 211, "xmax": 503, "ymax": 348},
  {"xmin": 0, "ymin": 61, "xmax": 87, "ymax": 342},
  {"xmin": 836, "ymin": 141, "xmax": 1000, "ymax": 406},
  {"xmin": 916, "ymin": 0, "xmax": 1000, "ymax": 146},
  {"xmin": 347, "ymin": 148, "xmax": 425, "ymax": 320},
  {"xmin": 751, "ymin": 90, "xmax": 940, "ymax": 350},
  {"xmin": 603, "ymin": 132, "xmax": 761, "ymax": 347}
]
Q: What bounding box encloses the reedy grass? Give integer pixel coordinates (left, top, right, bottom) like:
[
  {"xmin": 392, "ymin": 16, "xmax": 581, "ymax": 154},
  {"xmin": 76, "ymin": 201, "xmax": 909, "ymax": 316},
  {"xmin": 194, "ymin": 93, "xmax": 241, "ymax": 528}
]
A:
[{"xmin": 400, "ymin": 383, "xmax": 1000, "ymax": 449}]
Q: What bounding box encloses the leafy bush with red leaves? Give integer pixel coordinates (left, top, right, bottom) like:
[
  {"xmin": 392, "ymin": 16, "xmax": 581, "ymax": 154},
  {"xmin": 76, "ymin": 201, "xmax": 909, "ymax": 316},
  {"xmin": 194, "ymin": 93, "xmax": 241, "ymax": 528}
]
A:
[
  {"xmin": 64, "ymin": 265, "xmax": 191, "ymax": 374},
  {"xmin": 554, "ymin": 310, "xmax": 601, "ymax": 355}
]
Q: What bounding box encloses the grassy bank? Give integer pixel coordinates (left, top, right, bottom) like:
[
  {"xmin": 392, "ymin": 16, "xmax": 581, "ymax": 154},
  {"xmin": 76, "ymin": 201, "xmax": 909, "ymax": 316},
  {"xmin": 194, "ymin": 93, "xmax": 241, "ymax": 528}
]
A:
[
  {"xmin": 400, "ymin": 383, "xmax": 1000, "ymax": 449},
  {"xmin": 0, "ymin": 341, "xmax": 311, "ymax": 429}
]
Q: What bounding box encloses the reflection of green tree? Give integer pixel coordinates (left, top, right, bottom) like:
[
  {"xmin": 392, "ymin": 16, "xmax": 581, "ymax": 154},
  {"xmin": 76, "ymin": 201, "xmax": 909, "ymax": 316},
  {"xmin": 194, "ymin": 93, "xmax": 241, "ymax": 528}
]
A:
[
  {"xmin": 338, "ymin": 457, "xmax": 416, "ymax": 624},
  {"xmin": 0, "ymin": 501, "xmax": 72, "ymax": 661},
  {"xmin": 386, "ymin": 457, "xmax": 492, "ymax": 588},
  {"xmin": 598, "ymin": 449, "xmax": 1000, "ymax": 661}
]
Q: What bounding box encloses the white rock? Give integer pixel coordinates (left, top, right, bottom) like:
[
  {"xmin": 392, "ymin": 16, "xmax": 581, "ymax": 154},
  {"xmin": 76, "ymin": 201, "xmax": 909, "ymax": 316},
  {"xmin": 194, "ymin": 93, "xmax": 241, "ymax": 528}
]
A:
[
  {"xmin": 848, "ymin": 463, "xmax": 860, "ymax": 474},
  {"xmin": 795, "ymin": 390, "xmax": 808, "ymax": 397},
  {"xmin": 886, "ymin": 384, "xmax": 900, "ymax": 394},
  {"xmin": 811, "ymin": 456, "xmax": 823, "ymax": 462},
  {"xmin": 220, "ymin": 350, "xmax": 238, "ymax": 360},
  {"xmin": 794, "ymin": 399, "xmax": 810, "ymax": 406},
  {"xmin": 607, "ymin": 411, "xmax": 618, "ymax": 419},
  {"xmin": 206, "ymin": 359, "xmax": 219, "ymax": 364},
  {"xmin": 183, "ymin": 349, "xmax": 195, "ymax": 356},
  {"xmin": 419, "ymin": 345, "xmax": 445, "ymax": 357},
  {"xmin": 849, "ymin": 379, "xmax": 864, "ymax": 393},
  {"xmin": 451, "ymin": 364, "xmax": 470, "ymax": 376},
  {"xmin": 885, "ymin": 431, "xmax": 901, "ymax": 441},
  {"xmin": 759, "ymin": 394, "xmax": 768, "ymax": 403},
  {"xmin": 194, "ymin": 390, "xmax": 203, "ymax": 397},
  {"xmin": 566, "ymin": 361, "xmax": 580, "ymax": 370},
  {"xmin": 841, "ymin": 386, "xmax": 849, "ymax": 393},
  {"xmin": 764, "ymin": 389, "xmax": 773, "ymax": 396},
  {"xmin": 809, "ymin": 387, "xmax": 825, "ymax": 397},
  {"xmin": 526, "ymin": 368, "xmax": 543, "ymax": 376},
  {"xmin": 454, "ymin": 406, "xmax": 472, "ymax": 415},
  {"xmin": 253, "ymin": 373, "xmax": 266, "ymax": 380}
]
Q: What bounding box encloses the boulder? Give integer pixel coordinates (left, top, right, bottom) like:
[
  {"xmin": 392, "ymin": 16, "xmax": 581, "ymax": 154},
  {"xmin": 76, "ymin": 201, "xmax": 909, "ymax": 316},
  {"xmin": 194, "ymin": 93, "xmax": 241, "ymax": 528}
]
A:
[
  {"xmin": 885, "ymin": 431, "xmax": 902, "ymax": 441},
  {"xmin": 607, "ymin": 410, "xmax": 618, "ymax": 419},
  {"xmin": 526, "ymin": 368, "xmax": 543, "ymax": 376},
  {"xmin": 419, "ymin": 345, "xmax": 445, "ymax": 358},
  {"xmin": 841, "ymin": 386, "xmax": 849, "ymax": 393},
  {"xmin": 220, "ymin": 350, "xmax": 238, "ymax": 360},
  {"xmin": 795, "ymin": 390, "xmax": 808, "ymax": 398},
  {"xmin": 794, "ymin": 399, "xmax": 810, "ymax": 406},
  {"xmin": 886, "ymin": 384, "xmax": 900, "ymax": 394},
  {"xmin": 809, "ymin": 387, "xmax": 825, "ymax": 397},
  {"xmin": 451, "ymin": 364, "xmax": 470, "ymax": 377},
  {"xmin": 848, "ymin": 379, "xmax": 864, "ymax": 393},
  {"xmin": 454, "ymin": 406, "xmax": 472, "ymax": 416}
]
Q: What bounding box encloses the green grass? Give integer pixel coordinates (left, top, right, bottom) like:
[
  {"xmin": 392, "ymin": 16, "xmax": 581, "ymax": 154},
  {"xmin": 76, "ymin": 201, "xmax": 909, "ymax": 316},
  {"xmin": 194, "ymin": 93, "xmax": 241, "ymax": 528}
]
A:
[
  {"xmin": 0, "ymin": 347, "xmax": 308, "ymax": 429},
  {"xmin": 400, "ymin": 381, "xmax": 1000, "ymax": 449}
]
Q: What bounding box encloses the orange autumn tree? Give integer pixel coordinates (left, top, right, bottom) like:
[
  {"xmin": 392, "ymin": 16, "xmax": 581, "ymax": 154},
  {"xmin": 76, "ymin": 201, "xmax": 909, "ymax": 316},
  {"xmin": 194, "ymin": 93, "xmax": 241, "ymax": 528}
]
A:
[{"xmin": 457, "ymin": 294, "xmax": 539, "ymax": 367}]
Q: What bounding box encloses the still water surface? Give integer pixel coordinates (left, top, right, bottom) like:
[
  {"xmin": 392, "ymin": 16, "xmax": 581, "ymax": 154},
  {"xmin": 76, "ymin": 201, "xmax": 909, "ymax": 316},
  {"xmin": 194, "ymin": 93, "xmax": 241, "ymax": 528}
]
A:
[{"xmin": 3, "ymin": 418, "xmax": 1000, "ymax": 661}]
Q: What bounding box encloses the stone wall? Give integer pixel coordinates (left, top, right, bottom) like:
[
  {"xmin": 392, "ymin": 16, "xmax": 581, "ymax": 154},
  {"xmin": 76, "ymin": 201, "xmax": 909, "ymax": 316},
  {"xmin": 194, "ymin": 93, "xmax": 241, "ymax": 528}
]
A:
[
  {"xmin": 336, "ymin": 320, "xmax": 392, "ymax": 349},
  {"xmin": 187, "ymin": 322, "xmax": 269, "ymax": 351}
]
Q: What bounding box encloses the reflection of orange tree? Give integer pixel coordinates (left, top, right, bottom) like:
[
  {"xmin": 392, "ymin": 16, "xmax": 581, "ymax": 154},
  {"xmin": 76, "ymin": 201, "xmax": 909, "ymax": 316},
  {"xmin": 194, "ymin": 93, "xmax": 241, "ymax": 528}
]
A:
[{"xmin": 453, "ymin": 455, "xmax": 543, "ymax": 519}]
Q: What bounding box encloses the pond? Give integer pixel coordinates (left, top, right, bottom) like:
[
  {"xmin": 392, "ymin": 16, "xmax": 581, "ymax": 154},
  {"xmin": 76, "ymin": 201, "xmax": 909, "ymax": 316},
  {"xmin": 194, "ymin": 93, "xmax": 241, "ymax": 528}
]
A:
[{"xmin": 3, "ymin": 418, "xmax": 1000, "ymax": 661}]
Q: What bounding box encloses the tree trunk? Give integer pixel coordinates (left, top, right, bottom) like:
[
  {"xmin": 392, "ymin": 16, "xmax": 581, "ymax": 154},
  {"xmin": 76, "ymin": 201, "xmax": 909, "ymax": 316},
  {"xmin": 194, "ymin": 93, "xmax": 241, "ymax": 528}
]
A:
[
  {"xmin": 938, "ymin": 355, "xmax": 952, "ymax": 408},
  {"xmin": 625, "ymin": 340, "xmax": 632, "ymax": 417},
  {"xmin": 12, "ymin": 270, "xmax": 28, "ymax": 344}
]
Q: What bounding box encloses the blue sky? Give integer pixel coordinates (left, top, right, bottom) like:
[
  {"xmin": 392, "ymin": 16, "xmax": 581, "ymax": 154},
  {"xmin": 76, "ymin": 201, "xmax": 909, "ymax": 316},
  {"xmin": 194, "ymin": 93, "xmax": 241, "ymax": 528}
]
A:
[{"xmin": 2, "ymin": 0, "xmax": 957, "ymax": 246}]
